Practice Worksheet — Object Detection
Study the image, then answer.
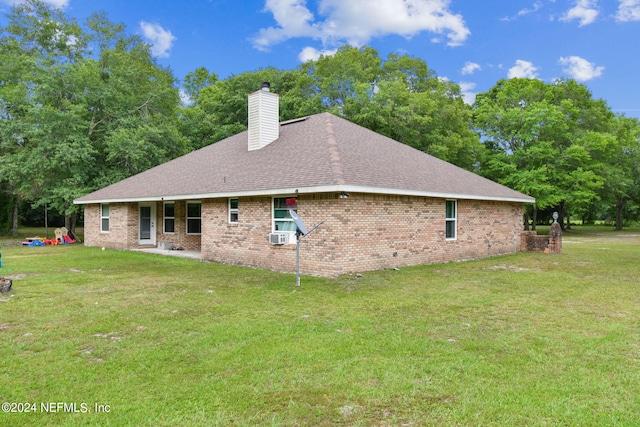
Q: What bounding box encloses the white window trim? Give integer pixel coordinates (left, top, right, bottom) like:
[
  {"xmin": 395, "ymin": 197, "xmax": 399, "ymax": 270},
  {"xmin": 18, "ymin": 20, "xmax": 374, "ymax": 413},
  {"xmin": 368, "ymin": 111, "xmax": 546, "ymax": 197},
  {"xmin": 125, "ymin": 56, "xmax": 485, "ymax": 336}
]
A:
[
  {"xmin": 228, "ymin": 198, "xmax": 238, "ymax": 224},
  {"xmin": 446, "ymin": 199, "xmax": 457, "ymax": 240},
  {"xmin": 100, "ymin": 203, "xmax": 110, "ymax": 233},
  {"xmin": 272, "ymin": 196, "xmax": 297, "ymax": 234},
  {"xmin": 186, "ymin": 200, "xmax": 202, "ymax": 235},
  {"xmin": 163, "ymin": 201, "xmax": 175, "ymax": 234}
]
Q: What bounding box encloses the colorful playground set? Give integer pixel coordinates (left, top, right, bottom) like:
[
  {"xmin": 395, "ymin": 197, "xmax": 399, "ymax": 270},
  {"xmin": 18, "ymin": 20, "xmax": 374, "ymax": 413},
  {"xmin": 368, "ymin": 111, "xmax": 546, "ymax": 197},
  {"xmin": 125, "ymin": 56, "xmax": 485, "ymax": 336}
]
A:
[{"xmin": 21, "ymin": 227, "xmax": 77, "ymax": 246}]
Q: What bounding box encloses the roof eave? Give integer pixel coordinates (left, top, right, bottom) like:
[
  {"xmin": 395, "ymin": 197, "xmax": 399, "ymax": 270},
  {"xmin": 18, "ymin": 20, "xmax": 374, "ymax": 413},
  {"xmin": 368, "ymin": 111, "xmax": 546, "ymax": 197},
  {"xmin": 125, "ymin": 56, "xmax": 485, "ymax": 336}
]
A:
[{"xmin": 74, "ymin": 184, "xmax": 535, "ymax": 205}]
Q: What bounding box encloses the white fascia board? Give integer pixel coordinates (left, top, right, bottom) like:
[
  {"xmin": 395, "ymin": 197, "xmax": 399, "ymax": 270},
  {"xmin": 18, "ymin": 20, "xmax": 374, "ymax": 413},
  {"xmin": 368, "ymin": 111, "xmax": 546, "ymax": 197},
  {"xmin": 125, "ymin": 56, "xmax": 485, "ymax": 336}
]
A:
[
  {"xmin": 74, "ymin": 184, "xmax": 535, "ymax": 205},
  {"xmin": 74, "ymin": 186, "xmax": 339, "ymax": 204},
  {"xmin": 337, "ymin": 185, "xmax": 536, "ymax": 203}
]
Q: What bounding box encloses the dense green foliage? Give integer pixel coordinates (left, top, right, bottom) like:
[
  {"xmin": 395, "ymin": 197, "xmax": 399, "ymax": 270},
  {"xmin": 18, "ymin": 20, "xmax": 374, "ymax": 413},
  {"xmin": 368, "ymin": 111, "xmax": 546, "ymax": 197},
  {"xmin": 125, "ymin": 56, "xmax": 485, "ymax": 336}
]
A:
[
  {"xmin": 473, "ymin": 78, "xmax": 640, "ymax": 229},
  {"xmin": 0, "ymin": 1, "xmax": 187, "ymax": 234},
  {"xmin": 1, "ymin": 1, "xmax": 639, "ymax": 233},
  {"xmin": 185, "ymin": 46, "xmax": 481, "ymax": 167}
]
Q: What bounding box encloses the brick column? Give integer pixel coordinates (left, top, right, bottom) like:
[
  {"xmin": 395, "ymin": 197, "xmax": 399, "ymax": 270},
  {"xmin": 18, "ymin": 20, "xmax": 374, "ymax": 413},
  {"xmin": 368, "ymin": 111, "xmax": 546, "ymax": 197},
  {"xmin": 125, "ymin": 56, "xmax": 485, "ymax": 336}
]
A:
[{"xmin": 546, "ymin": 222, "xmax": 562, "ymax": 254}]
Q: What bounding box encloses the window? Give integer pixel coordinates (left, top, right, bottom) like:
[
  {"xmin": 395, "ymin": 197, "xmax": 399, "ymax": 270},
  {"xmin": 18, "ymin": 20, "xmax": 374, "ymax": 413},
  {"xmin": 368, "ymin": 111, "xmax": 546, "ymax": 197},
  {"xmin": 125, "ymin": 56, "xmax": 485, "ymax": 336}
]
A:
[
  {"xmin": 273, "ymin": 197, "xmax": 297, "ymax": 232},
  {"xmin": 186, "ymin": 201, "xmax": 201, "ymax": 234},
  {"xmin": 229, "ymin": 198, "xmax": 238, "ymax": 224},
  {"xmin": 446, "ymin": 200, "xmax": 457, "ymax": 240},
  {"xmin": 100, "ymin": 204, "xmax": 110, "ymax": 232},
  {"xmin": 164, "ymin": 202, "xmax": 175, "ymax": 233}
]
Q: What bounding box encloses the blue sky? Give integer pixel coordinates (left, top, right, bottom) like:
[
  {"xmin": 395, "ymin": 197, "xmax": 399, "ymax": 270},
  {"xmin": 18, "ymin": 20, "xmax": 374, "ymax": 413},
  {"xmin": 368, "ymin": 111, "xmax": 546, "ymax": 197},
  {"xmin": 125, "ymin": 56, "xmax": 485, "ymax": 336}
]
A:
[{"xmin": 2, "ymin": 0, "xmax": 639, "ymax": 119}]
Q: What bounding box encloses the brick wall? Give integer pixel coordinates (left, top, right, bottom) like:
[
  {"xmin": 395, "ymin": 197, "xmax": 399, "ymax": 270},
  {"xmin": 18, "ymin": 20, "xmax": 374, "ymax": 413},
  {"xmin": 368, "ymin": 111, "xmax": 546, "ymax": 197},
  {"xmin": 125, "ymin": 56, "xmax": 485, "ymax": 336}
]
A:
[
  {"xmin": 155, "ymin": 201, "xmax": 201, "ymax": 251},
  {"xmin": 84, "ymin": 194, "xmax": 526, "ymax": 276},
  {"xmin": 84, "ymin": 201, "xmax": 202, "ymax": 251},
  {"xmin": 201, "ymin": 193, "xmax": 524, "ymax": 277},
  {"xmin": 83, "ymin": 203, "xmax": 137, "ymax": 250},
  {"xmin": 521, "ymin": 223, "xmax": 562, "ymax": 254}
]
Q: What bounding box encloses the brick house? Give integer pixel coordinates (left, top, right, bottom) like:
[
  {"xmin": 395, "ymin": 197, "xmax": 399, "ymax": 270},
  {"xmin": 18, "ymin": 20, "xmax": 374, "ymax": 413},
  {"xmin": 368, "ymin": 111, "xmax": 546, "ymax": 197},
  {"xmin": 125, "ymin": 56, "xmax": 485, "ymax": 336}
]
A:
[{"xmin": 74, "ymin": 84, "xmax": 535, "ymax": 277}]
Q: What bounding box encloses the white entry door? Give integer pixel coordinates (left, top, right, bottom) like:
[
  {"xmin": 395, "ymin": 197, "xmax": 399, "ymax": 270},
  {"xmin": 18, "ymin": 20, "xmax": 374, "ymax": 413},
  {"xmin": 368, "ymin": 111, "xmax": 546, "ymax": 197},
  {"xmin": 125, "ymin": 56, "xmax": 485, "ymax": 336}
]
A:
[{"xmin": 139, "ymin": 203, "xmax": 156, "ymax": 246}]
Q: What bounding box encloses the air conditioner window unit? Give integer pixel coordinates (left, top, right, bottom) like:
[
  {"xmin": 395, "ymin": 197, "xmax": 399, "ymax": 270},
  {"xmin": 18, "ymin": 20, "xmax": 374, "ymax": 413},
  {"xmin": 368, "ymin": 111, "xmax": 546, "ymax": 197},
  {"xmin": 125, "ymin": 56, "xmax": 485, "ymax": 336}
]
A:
[{"xmin": 269, "ymin": 232, "xmax": 288, "ymax": 245}]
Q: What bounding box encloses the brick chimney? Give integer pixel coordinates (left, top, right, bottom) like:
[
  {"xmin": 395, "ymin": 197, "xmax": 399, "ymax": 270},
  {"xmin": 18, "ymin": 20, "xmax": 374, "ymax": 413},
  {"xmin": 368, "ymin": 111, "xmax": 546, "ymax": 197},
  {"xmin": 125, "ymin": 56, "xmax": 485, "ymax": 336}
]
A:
[{"xmin": 248, "ymin": 82, "xmax": 279, "ymax": 151}]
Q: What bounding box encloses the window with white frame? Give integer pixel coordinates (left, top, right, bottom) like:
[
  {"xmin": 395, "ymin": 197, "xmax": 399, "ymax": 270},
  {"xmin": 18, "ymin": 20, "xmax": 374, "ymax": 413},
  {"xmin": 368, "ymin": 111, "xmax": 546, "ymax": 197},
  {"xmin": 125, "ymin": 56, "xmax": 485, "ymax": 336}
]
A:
[
  {"xmin": 273, "ymin": 197, "xmax": 297, "ymax": 232},
  {"xmin": 164, "ymin": 202, "xmax": 175, "ymax": 233},
  {"xmin": 100, "ymin": 204, "xmax": 110, "ymax": 232},
  {"xmin": 229, "ymin": 198, "xmax": 238, "ymax": 224},
  {"xmin": 446, "ymin": 200, "xmax": 457, "ymax": 240},
  {"xmin": 186, "ymin": 201, "xmax": 201, "ymax": 234}
]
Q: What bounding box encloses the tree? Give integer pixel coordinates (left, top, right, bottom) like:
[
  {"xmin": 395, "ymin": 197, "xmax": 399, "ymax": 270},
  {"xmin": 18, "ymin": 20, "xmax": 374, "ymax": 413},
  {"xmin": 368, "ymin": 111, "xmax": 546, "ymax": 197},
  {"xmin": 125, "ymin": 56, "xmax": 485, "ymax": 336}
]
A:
[
  {"xmin": 473, "ymin": 78, "xmax": 613, "ymax": 229},
  {"xmin": 183, "ymin": 67, "xmax": 324, "ymax": 150},
  {"xmin": 0, "ymin": 0, "xmax": 81, "ymax": 235},
  {"xmin": 182, "ymin": 66, "xmax": 218, "ymax": 104},
  {"xmin": 0, "ymin": 1, "xmax": 187, "ymax": 233},
  {"xmin": 188, "ymin": 46, "xmax": 481, "ymax": 169},
  {"xmin": 300, "ymin": 45, "xmax": 382, "ymax": 111},
  {"xmin": 596, "ymin": 116, "xmax": 640, "ymax": 229},
  {"xmin": 300, "ymin": 47, "xmax": 481, "ymax": 169}
]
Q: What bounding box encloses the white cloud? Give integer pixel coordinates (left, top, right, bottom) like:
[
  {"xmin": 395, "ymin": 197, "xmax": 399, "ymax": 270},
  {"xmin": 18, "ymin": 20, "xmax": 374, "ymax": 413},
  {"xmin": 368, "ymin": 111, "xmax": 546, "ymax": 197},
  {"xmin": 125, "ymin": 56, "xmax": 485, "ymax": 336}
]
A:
[
  {"xmin": 458, "ymin": 81, "xmax": 476, "ymax": 105},
  {"xmin": 517, "ymin": 1, "xmax": 543, "ymax": 17},
  {"xmin": 43, "ymin": 0, "xmax": 67, "ymax": 7},
  {"xmin": 252, "ymin": 0, "xmax": 320, "ymax": 50},
  {"xmin": 616, "ymin": 0, "xmax": 640, "ymax": 21},
  {"xmin": 508, "ymin": 60, "xmax": 539, "ymax": 79},
  {"xmin": 0, "ymin": 0, "xmax": 69, "ymax": 7},
  {"xmin": 501, "ymin": 1, "xmax": 543, "ymax": 21},
  {"xmin": 252, "ymin": 0, "xmax": 470, "ymax": 51},
  {"xmin": 179, "ymin": 89, "xmax": 192, "ymax": 106},
  {"xmin": 560, "ymin": 0, "xmax": 599, "ymax": 26},
  {"xmin": 298, "ymin": 46, "xmax": 338, "ymax": 62},
  {"xmin": 461, "ymin": 61, "xmax": 481, "ymax": 75},
  {"xmin": 53, "ymin": 27, "xmax": 78, "ymax": 48},
  {"xmin": 558, "ymin": 56, "xmax": 604, "ymax": 81},
  {"xmin": 139, "ymin": 21, "xmax": 176, "ymax": 58}
]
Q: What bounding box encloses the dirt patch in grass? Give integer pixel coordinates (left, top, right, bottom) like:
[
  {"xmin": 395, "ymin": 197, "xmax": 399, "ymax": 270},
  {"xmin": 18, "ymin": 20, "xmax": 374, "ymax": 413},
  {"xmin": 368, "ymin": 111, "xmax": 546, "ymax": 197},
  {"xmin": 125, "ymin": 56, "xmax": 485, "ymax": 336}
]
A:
[
  {"xmin": 488, "ymin": 264, "xmax": 533, "ymax": 271},
  {"xmin": 563, "ymin": 229, "xmax": 640, "ymax": 245},
  {"xmin": 2, "ymin": 273, "xmax": 29, "ymax": 280}
]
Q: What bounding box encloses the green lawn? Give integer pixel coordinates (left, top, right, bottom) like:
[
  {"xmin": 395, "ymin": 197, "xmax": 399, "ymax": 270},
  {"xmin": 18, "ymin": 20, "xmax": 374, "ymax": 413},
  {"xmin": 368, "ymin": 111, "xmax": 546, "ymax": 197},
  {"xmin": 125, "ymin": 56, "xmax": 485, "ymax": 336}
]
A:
[{"xmin": 1, "ymin": 227, "xmax": 639, "ymax": 426}]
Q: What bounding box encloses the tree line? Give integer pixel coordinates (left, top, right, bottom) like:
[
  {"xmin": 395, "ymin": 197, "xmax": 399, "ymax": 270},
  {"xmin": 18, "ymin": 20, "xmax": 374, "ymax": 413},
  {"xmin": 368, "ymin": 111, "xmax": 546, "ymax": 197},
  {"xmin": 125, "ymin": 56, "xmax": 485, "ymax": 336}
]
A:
[{"xmin": 1, "ymin": 0, "xmax": 639, "ymax": 235}]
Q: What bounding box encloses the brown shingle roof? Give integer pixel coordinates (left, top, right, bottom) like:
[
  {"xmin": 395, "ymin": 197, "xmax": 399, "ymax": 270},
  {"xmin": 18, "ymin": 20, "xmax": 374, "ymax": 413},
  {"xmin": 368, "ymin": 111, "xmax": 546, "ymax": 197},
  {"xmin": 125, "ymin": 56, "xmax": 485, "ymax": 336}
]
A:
[{"xmin": 74, "ymin": 112, "xmax": 534, "ymax": 204}]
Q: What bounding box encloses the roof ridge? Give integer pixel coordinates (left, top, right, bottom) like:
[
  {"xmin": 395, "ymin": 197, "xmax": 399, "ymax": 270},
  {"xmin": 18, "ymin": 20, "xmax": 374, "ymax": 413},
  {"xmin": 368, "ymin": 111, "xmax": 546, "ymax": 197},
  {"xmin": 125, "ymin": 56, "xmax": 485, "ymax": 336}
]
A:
[{"xmin": 324, "ymin": 114, "xmax": 346, "ymax": 185}]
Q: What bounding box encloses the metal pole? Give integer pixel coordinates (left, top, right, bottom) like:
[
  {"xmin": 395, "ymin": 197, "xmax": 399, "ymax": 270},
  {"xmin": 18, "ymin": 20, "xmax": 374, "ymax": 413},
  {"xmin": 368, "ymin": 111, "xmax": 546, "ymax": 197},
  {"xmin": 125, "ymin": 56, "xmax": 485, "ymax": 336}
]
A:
[
  {"xmin": 294, "ymin": 222, "xmax": 322, "ymax": 287},
  {"xmin": 295, "ymin": 232, "xmax": 301, "ymax": 287},
  {"xmin": 45, "ymin": 203, "xmax": 49, "ymax": 239}
]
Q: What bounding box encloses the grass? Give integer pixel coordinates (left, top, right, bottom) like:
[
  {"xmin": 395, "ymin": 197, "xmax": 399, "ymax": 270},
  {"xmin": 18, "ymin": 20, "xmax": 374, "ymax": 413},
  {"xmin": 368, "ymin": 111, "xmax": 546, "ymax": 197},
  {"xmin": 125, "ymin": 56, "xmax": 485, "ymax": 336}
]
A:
[{"xmin": 0, "ymin": 226, "xmax": 639, "ymax": 426}]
